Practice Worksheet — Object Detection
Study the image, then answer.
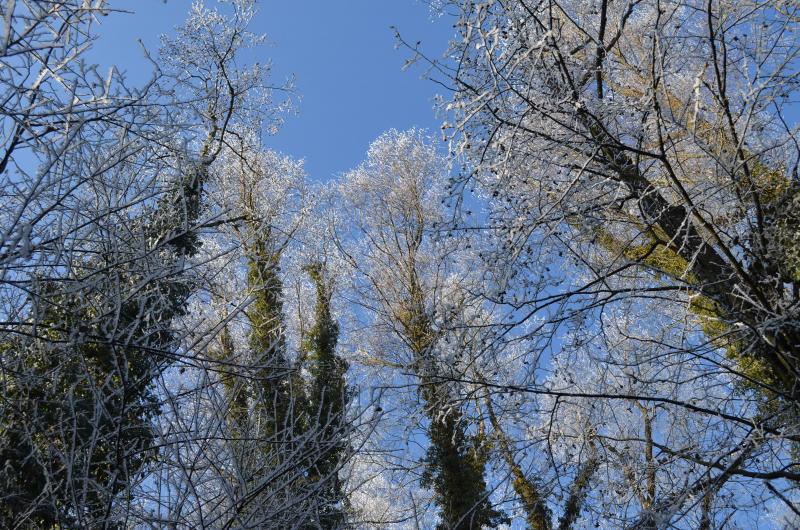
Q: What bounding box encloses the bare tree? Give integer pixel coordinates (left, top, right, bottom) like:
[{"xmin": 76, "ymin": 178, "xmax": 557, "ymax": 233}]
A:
[
  {"xmin": 401, "ymin": 0, "xmax": 800, "ymax": 526},
  {"xmin": 334, "ymin": 129, "xmax": 508, "ymax": 529},
  {"xmin": 0, "ymin": 1, "xmax": 297, "ymax": 527}
]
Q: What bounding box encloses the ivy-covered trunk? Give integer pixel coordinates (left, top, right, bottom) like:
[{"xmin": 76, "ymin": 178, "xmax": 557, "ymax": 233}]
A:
[
  {"xmin": 403, "ymin": 275, "xmax": 505, "ymax": 529},
  {"xmin": 304, "ymin": 263, "xmax": 349, "ymax": 529},
  {"xmin": 0, "ymin": 160, "xmax": 209, "ymax": 528}
]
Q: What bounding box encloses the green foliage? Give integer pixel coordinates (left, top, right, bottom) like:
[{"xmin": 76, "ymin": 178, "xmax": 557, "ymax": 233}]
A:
[
  {"xmin": 393, "ymin": 275, "xmax": 506, "ymax": 528},
  {"xmin": 0, "ymin": 165, "xmax": 207, "ymax": 528},
  {"xmin": 0, "ymin": 314, "xmax": 158, "ymax": 528},
  {"xmin": 241, "ymin": 232, "xmax": 298, "ymax": 487},
  {"xmin": 304, "ymin": 263, "xmax": 349, "ymax": 529},
  {"xmin": 247, "ymin": 239, "xmax": 286, "ymax": 367},
  {"xmin": 243, "ymin": 228, "xmax": 312, "ymax": 445},
  {"xmin": 422, "ymin": 411, "xmax": 509, "ymax": 529}
]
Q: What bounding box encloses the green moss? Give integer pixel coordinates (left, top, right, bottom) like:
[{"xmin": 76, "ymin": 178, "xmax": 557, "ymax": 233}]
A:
[{"xmin": 589, "ymin": 222, "xmax": 786, "ymax": 397}]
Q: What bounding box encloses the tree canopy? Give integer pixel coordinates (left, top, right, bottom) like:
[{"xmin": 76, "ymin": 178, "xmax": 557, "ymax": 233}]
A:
[{"xmin": 1, "ymin": 1, "xmax": 799, "ymax": 528}]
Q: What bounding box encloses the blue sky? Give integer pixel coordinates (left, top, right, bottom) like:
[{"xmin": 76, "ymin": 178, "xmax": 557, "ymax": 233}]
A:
[{"xmin": 95, "ymin": 0, "xmax": 454, "ymax": 181}]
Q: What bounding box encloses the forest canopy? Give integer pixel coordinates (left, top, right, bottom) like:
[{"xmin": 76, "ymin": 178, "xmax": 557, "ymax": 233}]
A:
[{"xmin": 0, "ymin": 0, "xmax": 799, "ymax": 528}]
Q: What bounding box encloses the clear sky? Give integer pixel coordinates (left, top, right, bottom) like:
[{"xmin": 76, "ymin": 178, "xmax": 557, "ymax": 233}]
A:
[{"xmin": 95, "ymin": 0, "xmax": 454, "ymax": 181}]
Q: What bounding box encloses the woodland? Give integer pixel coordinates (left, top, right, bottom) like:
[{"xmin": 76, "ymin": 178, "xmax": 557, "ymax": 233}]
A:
[{"xmin": 1, "ymin": 1, "xmax": 799, "ymax": 528}]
